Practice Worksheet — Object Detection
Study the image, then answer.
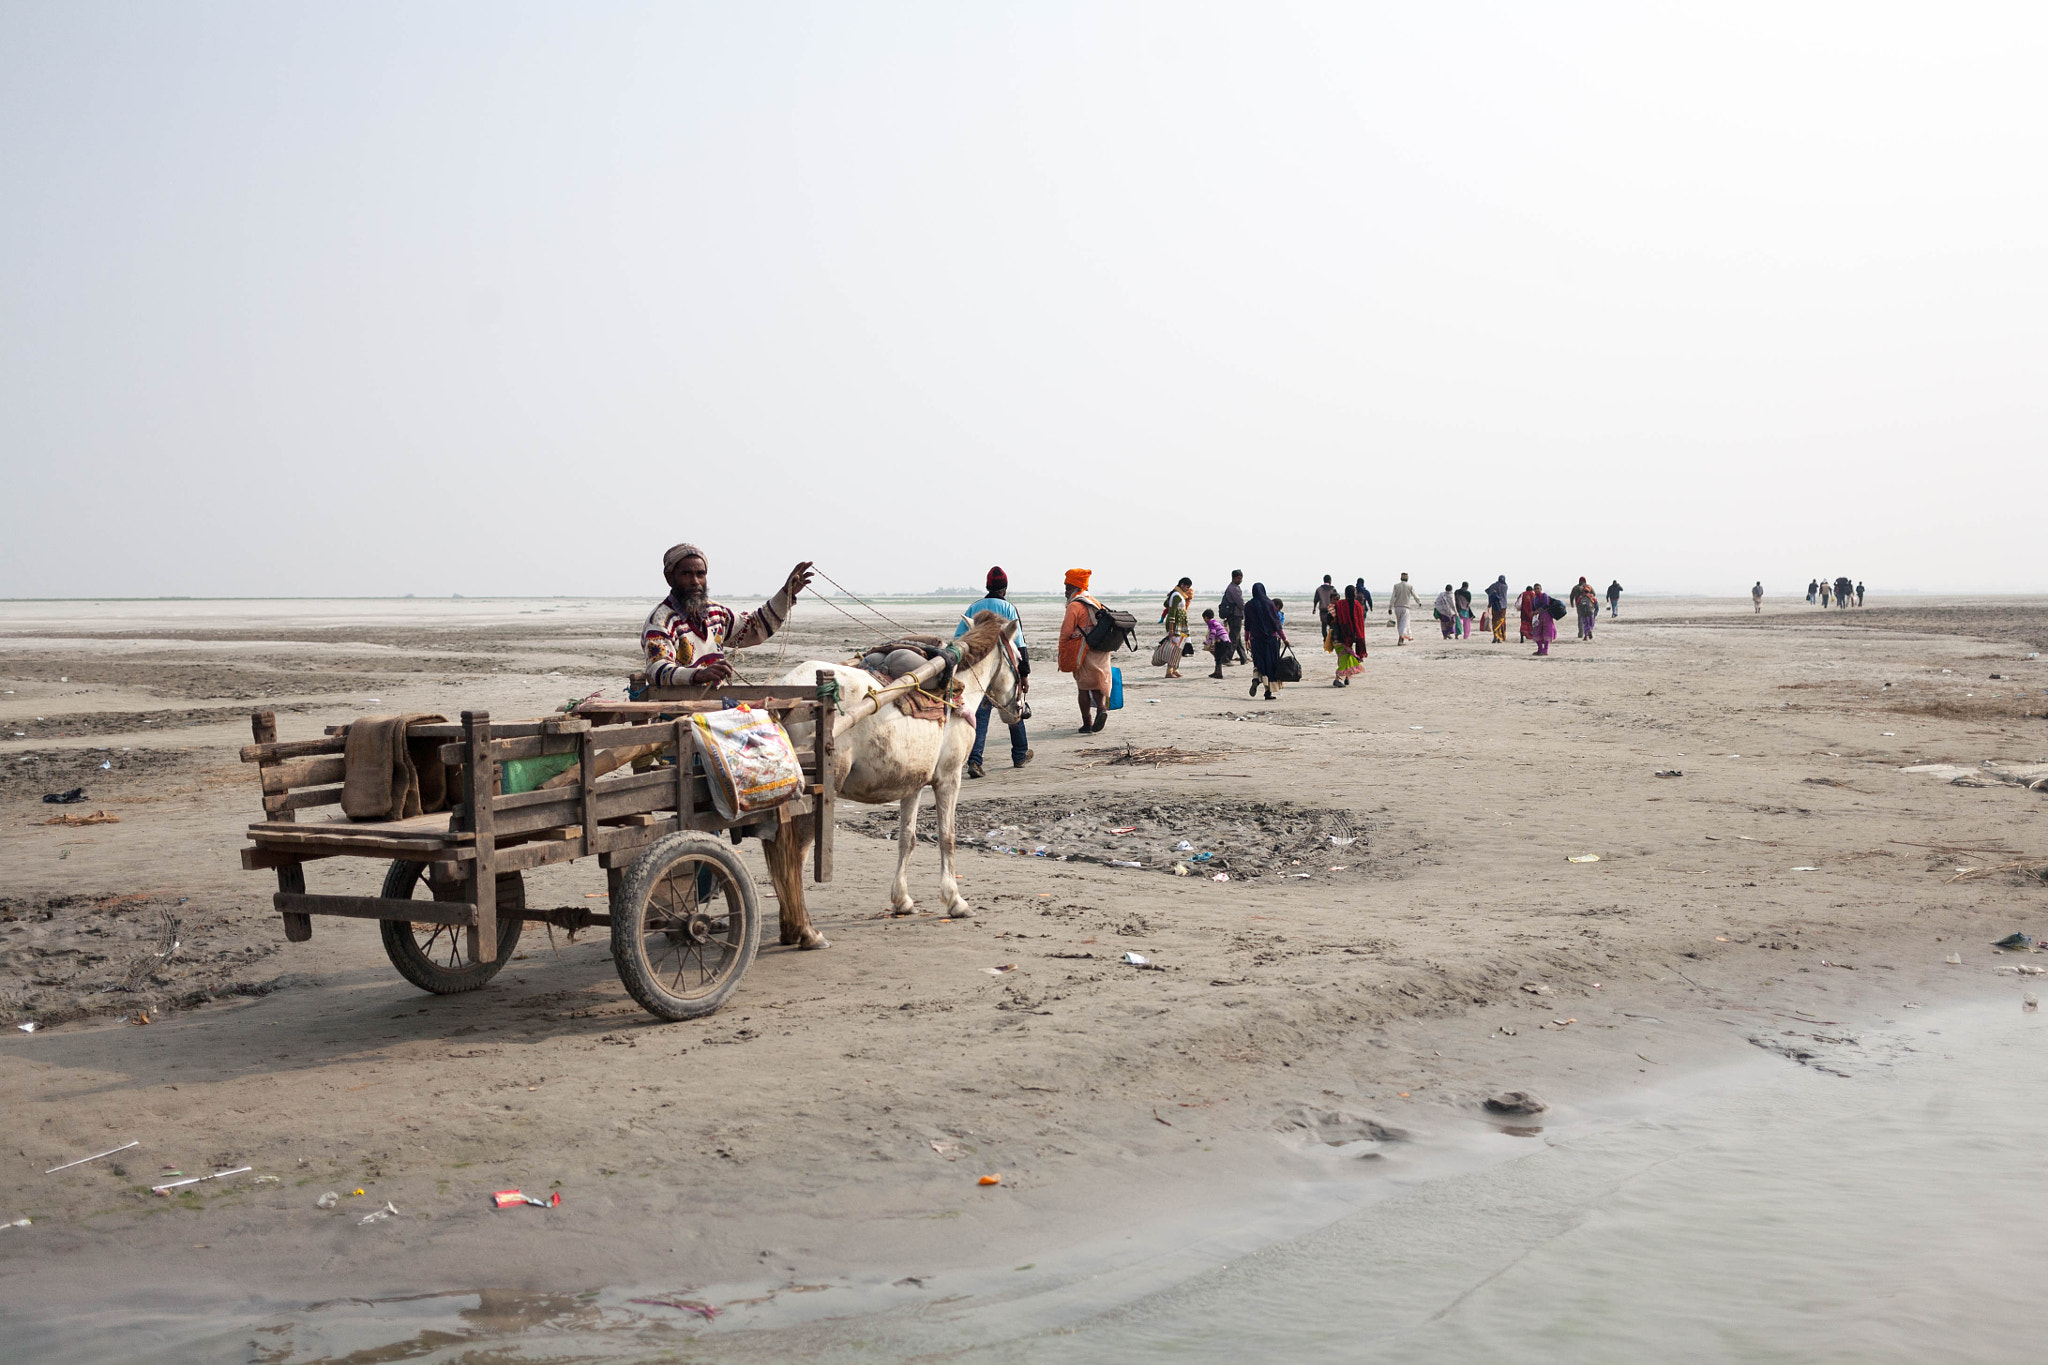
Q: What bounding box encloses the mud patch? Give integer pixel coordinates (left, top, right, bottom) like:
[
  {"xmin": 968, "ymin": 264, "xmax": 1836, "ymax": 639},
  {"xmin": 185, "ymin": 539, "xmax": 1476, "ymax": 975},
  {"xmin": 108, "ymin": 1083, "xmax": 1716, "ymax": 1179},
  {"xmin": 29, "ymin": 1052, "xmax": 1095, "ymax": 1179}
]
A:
[
  {"xmin": 1, "ymin": 746, "xmax": 201, "ymax": 803},
  {"xmin": 0, "ymin": 892, "xmax": 304, "ymax": 1028},
  {"xmin": 846, "ymin": 795, "xmax": 1373, "ymax": 880},
  {"xmin": 1, "ymin": 703, "xmax": 319, "ymax": 743}
]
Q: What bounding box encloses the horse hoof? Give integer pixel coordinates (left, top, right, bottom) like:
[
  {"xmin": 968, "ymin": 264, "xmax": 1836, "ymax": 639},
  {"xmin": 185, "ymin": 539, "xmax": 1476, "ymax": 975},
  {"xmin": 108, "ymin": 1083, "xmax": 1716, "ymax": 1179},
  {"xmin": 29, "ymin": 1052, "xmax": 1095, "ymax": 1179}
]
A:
[
  {"xmin": 890, "ymin": 904, "xmax": 916, "ymax": 917},
  {"xmin": 799, "ymin": 929, "xmax": 830, "ymax": 950},
  {"xmin": 945, "ymin": 906, "xmax": 972, "ymax": 920}
]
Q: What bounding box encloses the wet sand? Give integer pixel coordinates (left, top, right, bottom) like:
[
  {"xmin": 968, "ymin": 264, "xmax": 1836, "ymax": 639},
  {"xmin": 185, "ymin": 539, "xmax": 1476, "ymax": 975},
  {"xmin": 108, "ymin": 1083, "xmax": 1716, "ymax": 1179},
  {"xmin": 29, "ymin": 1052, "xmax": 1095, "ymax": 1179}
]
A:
[{"xmin": 2, "ymin": 594, "xmax": 2045, "ymax": 1349}]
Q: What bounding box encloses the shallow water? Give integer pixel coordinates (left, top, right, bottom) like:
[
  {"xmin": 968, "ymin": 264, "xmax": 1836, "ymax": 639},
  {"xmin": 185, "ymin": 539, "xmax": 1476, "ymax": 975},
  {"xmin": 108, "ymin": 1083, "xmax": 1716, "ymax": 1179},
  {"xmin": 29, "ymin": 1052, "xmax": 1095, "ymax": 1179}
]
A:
[{"xmin": 15, "ymin": 996, "xmax": 2046, "ymax": 1363}]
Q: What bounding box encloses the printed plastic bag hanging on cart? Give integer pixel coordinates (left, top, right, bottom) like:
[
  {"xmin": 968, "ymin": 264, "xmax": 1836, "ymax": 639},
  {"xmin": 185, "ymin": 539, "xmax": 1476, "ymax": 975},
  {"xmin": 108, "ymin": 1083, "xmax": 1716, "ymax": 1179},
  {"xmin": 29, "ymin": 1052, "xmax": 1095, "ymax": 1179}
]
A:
[{"xmin": 690, "ymin": 704, "xmax": 803, "ymax": 821}]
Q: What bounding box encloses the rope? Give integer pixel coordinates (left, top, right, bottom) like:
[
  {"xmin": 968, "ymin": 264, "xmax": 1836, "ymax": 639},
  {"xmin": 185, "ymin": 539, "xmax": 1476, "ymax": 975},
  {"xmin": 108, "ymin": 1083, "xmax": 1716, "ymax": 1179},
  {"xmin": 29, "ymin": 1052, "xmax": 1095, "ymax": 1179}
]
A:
[{"xmin": 810, "ymin": 566, "xmax": 921, "ymax": 636}]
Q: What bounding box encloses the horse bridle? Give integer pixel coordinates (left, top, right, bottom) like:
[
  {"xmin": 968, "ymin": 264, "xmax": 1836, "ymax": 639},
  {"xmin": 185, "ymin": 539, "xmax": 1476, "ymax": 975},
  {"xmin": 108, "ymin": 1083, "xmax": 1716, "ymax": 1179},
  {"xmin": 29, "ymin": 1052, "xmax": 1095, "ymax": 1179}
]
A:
[{"xmin": 985, "ymin": 631, "xmax": 1027, "ymax": 726}]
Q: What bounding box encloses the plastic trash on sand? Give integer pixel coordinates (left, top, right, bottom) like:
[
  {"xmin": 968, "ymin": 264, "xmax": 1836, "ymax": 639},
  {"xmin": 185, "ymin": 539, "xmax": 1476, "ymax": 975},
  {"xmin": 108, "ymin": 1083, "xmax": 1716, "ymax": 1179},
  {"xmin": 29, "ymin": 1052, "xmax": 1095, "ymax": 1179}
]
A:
[
  {"xmin": 1945, "ymin": 953, "xmax": 1963, "ymax": 965},
  {"xmin": 1175, "ymin": 840, "xmax": 1194, "ymax": 851},
  {"xmin": 42, "ymin": 788, "xmax": 86, "ymax": 805},
  {"xmin": 16, "ymin": 1022, "xmax": 37, "ymax": 1033},
  {"xmin": 1654, "ymin": 770, "xmax": 1683, "ymax": 778},
  {"xmin": 1567, "ymin": 854, "xmax": 1601, "ymax": 863},
  {"xmin": 982, "ymin": 965, "xmax": 1016, "ymax": 975},
  {"xmin": 1106, "ymin": 859, "xmax": 1143, "ymax": 869},
  {"xmin": 359, "ymin": 1200, "xmax": 401, "ymax": 1225},
  {"xmin": 3, "ymin": 1218, "xmax": 29, "ymax": 1230},
  {"xmin": 1121, "ymin": 952, "xmax": 1149, "ymax": 965},
  {"xmin": 1190, "ymin": 851, "xmax": 1214, "ymax": 862},
  {"xmin": 978, "ymin": 1174, "xmax": 1002, "ymax": 1186},
  {"xmin": 1212, "ymin": 872, "xmax": 1228, "ymax": 882},
  {"xmin": 316, "ymin": 1192, "xmax": 339, "ymax": 1209},
  {"xmin": 493, "ymin": 1189, "xmax": 561, "ymax": 1209},
  {"xmin": 1991, "ymin": 933, "xmax": 2034, "ymax": 951}
]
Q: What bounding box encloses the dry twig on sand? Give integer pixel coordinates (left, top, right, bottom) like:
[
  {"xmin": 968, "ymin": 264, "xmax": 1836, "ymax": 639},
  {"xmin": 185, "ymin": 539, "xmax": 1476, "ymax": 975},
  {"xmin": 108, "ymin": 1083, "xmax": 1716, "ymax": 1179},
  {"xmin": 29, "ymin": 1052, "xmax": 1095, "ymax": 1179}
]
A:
[
  {"xmin": 1077, "ymin": 743, "xmax": 1221, "ymax": 767},
  {"xmin": 1945, "ymin": 858, "xmax": 2048, "ymax": 884},
  {"xmin": 41, "ymin": 809, "xmax": 119, "ymax": 826}
]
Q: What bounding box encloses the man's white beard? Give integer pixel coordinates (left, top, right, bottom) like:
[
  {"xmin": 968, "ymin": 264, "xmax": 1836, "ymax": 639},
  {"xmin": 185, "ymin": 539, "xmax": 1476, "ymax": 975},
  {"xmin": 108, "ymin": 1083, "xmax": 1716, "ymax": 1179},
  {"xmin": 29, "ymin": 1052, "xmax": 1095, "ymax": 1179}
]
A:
[{"xmin": 676, "ymin": 588, "xmax": 710, "ymax": 617}]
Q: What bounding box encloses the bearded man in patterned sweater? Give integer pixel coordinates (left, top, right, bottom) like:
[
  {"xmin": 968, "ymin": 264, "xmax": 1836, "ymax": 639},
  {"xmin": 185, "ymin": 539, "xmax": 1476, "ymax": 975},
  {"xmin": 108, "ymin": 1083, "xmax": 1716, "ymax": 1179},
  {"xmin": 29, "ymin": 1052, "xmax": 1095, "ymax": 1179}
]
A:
[{"xmin": 642, "ymin": 542, "xmax": 816, "ymax": 688}]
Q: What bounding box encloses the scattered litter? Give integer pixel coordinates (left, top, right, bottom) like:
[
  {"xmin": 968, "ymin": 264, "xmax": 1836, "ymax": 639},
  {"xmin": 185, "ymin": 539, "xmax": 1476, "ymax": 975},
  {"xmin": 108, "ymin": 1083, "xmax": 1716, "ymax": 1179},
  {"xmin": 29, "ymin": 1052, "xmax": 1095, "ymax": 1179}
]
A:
[
  {"xmin": 97, "ymin": 761, "xmax": 111, "ymax": 770},
  {"xmin": 1991, "ymin": 933, "xmax": 2034, "ymax": 951},
  {"xmin": 1818, "ymin": 960, "xmax": 1855, "ymax": 970},
  {"xmin": 316, "ymin": 1192, "xmax": 339, "ymax": 1209},
  {"xmin": 1175, "ymin": 840, "xmax": 1194, "ymax": 851},
  {"xmin": 2027, "ymin": 994, "xmax": 2040, "ymax": 1014},
  {"xmin": 359, "ymin": 1200, "xmax": 401, "ymax": 1225},
  {"xmin": 930, "ymin": 1140, "xmax": 962, "ymax": 1160},
  {"xmin": 1995, "ymin": 965, "xmax": 2046, "ymax": 976},
  {"xmin": 1883, "ymin": 732, "xmax": 1896, "ymax": 737},
  {"xmin": 1483, "ymin": 1091, "xmax": 1547, "ymax": 1115},
  {"xmin": 1105, "ymin": 859, "xmax": 1144, "ymax": 869},
  {"xmin": 44, "ymin": 1140, "xmax": 138, "ymax": 1174},
  {"xmin": 1945, "ymin": 953, "xmax": 1963, "ymax": 965},
  {"xmin": 41, "ymin": 788, "xmax": 86, "ymax": 805},
  {"xmin": 1550, "ymin": 1018, "xmax": 1577, "ymax": 1027},
  {"xmin": 1121, "ymin": 953, "xmax": 1149, "ymax": 966},
  {"xmin": 1292, "ymin": 872, "xmax": 1311, "ymax": 878},
  {"xmin": 1172, "ymin": 863, "xmax": 1190, "ymax": 876},
  {"xmin": 1328, "ymin": 836, "xmax": 1356, "ymax": 846},
  {"xmin": 1654, "ymin": 770, "xmax": 1683, "ymax": 778},
  {"xmin": 153, "ymin": 1166, "xmax": 252, "ymax": 1196},
  {"xmin": 1212, "ymin": 873, "xmax": 1228, "ymax": 882},
  {"xmin": 1520, "ymin": 983, "xmax": 1552, "ymax": 996},
  {"xmin": 17, "ymin": 1021, "xmax": 40, "ymax": 1033},
  {"xmin": 1790, "ymin": 866, "xmax": 1820, "ymax": 872},
  {"xmin": 492, "ymin": 1189, "xmax": 561, "ymax": 1209},
  {"xmin": 1328, "ymin": 865, "xmax": 1347, "ymax": 871},
  {"xmin": 1109, "ymin": 826, "xmax": 1136, "ymax": 834},
  {"xmin": 1409, "ymin": 725, "xmax": 1423, "ymax": 730},
  {"xmin": 630, "ymin": 1297, "xmax": 720, "ymax": 1320},
  {"xmin": 978, "ymin": 1174, "xmax": 1002, "ymax": 1186},
  {"xmin": 349, "ymin": 1187, "xmax": 365, "ymax": 1197},
  {"xmin": 1567, "ymin": 854, "xmax": 1602, "ymax": 864},
  {"xmin": 1190, "ymin": 852, "xmax": 1214, "ymax": 862},
  {"xmin": 3, "ymin": 1218, "xmax": 29, "ymax": 1230},
  {"xmin": 982, "ymin": 965, "xmax": 1016, "ymax": 975},
  {"xmin": 42, "ymin": 809, "xmax": 118, "ymax": 826}
]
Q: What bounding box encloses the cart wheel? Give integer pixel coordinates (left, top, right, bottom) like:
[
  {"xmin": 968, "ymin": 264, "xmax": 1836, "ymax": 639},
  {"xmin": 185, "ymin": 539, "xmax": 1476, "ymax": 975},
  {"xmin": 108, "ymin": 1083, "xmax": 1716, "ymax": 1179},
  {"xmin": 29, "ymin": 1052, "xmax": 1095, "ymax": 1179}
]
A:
[
  {"xmin": 612, "ymin": 832, "xmax": 761, "ymax": 1021},
  {"xmin": 378, "ymin": 860, "xmax": 525, "ymax": 995}
]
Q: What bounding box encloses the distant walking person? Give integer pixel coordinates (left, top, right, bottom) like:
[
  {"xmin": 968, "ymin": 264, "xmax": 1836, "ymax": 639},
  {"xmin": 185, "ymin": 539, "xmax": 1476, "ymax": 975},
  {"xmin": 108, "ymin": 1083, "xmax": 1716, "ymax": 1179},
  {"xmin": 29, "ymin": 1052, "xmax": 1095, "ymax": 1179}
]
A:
[
  {"xmin": 1807, "ymin": 579, "xmax": 1819, "ymax": 605},
  {"xmin": 1389, "ymin": 573, "xmax": 1423, "ymax": 644},
  {"xmin": 1313, "ymin": 575, "xmax": 1340, "ymax": 649},
  {"xmin": 1571, "ymin": 577, "xmax": 1599, "ymax": 639},
  {"xmin": 1606, "ymin": 579, "xmax": 1623, "ymax": 617},
  {"xmin": 1487, "ymin": 576, "xmax": 1510, "ymax": 643},
  {"xmin": 1433, "ymin": 585, "xmax": 1458, "ymax": 639},
  {"xmin": 1245, "ymin": 583, "xmax": 1287, "ymax": 701},
  {"xmin": 1835, "ymin": 576, "xmax": 1854, "ymax": 610},
  {"xmin": 1856, "ymin": 581, "xmax": 1865, "ymax": 606},
  {"xmin": 1331, "ymin": 583, "xmax": 1368, "ymax": 685},
  {"xmin": 1455, "ymin": 582, "xmax": 1475, "ymax": 639},
  {"xmin": 1355, "ymin": 578, "xmax": 1373, "ymax": 614},
  {"xmin": 1518, "ymin": 585, "xmax": 1536, "ymax": 642},
  {"xmin": 1059, "ymin": 568, "xmax": 1113, "ymax": 733},
  {"xmin": 1203, "ymin": 609, "xmax": 1229, "ymax": 677},
  {"xmin": 1820, "ymin": 579, "xmax": 1831, "ymax": 608},
  {"xmin": 958, "ymin": 566, "xmax": 1032, "ymax": 780},
  {"xmin": 1220, "ymin": 571, "xmax": 1249, "ymax": 664},
  {"xmin": 1160, "ymin": 578, "xmax": 1192, "ymax": 678},
  {"xmin": 1530, "ymin": 583, "xmax": 1558, "ymax": 657},
  {"xmin": 1752, "ymin": 581, "xmax": 1764, "ymax": 613}
]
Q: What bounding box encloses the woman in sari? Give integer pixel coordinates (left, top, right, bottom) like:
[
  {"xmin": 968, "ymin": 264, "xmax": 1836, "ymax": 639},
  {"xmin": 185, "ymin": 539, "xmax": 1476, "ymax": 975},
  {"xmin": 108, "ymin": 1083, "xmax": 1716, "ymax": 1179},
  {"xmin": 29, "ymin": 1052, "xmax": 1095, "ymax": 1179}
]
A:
[
  {"xmin": 1245, "ymin": 582, "xmax": 1286, "ymax": 701},
  {"xmin": 1529, "ymin": 582, "xmax": 1558, "ymax": 656},
  {"xmin": 1331, "ymin": 584, "xmax": 1368, "ymax": 686},
  {"xmin": 1433, "ymin": 585, "xmax": 1458, "ymax": 639}
]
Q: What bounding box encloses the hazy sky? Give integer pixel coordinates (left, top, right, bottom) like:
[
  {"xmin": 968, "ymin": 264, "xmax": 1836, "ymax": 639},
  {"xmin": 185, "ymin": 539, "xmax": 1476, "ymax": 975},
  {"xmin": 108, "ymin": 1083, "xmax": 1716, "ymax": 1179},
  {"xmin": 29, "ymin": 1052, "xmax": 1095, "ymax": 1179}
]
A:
[{"xmin": 4, "ymin": 2, "xmax": 2044, "ymax": 599}]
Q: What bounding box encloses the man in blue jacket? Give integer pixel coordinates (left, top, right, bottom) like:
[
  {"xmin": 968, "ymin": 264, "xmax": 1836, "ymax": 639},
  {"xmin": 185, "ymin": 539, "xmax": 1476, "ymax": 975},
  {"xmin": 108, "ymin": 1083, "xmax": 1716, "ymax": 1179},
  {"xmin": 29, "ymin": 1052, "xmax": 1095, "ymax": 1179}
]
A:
[{"xmin": 957, "ymin": 566, "xmax": 1032, "ymax": 779}]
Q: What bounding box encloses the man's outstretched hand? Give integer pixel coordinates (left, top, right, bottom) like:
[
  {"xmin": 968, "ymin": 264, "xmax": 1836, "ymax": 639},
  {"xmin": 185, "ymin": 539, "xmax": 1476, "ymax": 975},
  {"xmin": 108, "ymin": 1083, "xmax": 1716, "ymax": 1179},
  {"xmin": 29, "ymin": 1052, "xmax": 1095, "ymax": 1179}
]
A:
[{"xmin": 786, "ymin": 561, "xmax": 816, "ymax": 598}]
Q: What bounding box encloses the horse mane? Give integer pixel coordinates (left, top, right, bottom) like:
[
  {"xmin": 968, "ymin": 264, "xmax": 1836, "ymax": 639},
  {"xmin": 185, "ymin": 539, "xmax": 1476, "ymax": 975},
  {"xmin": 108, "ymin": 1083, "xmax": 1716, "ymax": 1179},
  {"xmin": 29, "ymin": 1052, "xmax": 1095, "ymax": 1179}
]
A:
[{"xmin": 956, "ymin": 610, "xmax": 1010, "ymax": 667}]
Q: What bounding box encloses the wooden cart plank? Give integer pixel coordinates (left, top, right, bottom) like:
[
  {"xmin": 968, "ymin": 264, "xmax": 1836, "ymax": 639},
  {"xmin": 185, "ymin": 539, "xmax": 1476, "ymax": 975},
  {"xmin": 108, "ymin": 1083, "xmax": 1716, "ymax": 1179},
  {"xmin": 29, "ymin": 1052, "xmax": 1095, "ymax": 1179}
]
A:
[
  {"xmin": 275, "ymin": 892, "xmax": 472, "ymax": 925},
  {"xmin": 240, "ymin": 734, "xmax": 348, "ymax": 764},
  {"xmin": 259, "ymin": 755, "xmax": 347, "ymax": 795},
  {"xmin": 241, "ymin": 847, "xmax": 340, "ymax": 871},
  {"xmin": 263, "ymin": 785, "xmax": 344, "ymax": 816},
  {"xmin": 463, "ymin": 711, "xmax": 498, "ymax": 962},
  {"xmin": 250, "ymin": 830, "xmax": 472, "ymax": 860}
]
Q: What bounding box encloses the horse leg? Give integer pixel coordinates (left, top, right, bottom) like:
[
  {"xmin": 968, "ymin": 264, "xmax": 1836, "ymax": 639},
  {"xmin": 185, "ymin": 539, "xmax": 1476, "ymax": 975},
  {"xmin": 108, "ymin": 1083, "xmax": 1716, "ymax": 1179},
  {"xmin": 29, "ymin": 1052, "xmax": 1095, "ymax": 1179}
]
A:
[
  {"xmin": 935, "ymin": 760, "xmax": 969, "ymax": 917},
  {"xmin": 889, "ymin": 790, "xmax": 921, "ymax": 915},
  {"xmin": 761, "ymin": 823, "xmax": 827, "ymax": 950}
]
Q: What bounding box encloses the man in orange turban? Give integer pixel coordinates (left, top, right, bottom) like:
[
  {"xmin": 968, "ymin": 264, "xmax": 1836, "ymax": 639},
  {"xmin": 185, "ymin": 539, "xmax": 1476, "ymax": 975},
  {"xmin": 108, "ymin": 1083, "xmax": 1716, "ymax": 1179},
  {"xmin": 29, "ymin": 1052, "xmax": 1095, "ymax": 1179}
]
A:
[{"xmin": 1059, "ymin": 569, "xmax": 1113, "ymax": 733}]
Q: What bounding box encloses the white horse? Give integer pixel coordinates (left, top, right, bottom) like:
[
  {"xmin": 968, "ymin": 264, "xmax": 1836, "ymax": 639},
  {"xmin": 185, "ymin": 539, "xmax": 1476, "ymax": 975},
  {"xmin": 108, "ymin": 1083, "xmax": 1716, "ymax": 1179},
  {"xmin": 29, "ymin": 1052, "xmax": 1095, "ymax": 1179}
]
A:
[{"xmin": 761, "ymin": 612, "xmax": 1024, "ymax": 949}]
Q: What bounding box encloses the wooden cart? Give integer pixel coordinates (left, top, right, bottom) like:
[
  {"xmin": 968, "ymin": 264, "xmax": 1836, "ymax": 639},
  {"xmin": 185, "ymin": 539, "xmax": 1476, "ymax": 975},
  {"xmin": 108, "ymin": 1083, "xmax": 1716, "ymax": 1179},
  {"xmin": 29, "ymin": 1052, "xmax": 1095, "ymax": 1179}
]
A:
[{"xmin": 237, "ymin": 679, "xmax": 836, "ymax": 1020}]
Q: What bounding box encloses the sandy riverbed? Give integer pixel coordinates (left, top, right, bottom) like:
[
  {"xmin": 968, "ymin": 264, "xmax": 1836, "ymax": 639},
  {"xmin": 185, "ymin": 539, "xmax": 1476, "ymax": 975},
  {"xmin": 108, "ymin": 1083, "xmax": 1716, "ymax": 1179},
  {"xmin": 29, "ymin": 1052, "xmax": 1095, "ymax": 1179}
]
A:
[{"xmin": 2, "ymin": 594, "xmax": 2045, "ymax": 1350}]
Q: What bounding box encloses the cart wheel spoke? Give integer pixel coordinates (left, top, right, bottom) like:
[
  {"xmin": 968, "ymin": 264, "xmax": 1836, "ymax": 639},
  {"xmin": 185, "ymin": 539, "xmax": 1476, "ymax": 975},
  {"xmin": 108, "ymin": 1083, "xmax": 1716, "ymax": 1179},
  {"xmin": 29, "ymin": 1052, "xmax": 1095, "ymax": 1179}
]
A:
[{"xmin": 613, "ymin": 836, "xmax": 761, "ymax": 1022}]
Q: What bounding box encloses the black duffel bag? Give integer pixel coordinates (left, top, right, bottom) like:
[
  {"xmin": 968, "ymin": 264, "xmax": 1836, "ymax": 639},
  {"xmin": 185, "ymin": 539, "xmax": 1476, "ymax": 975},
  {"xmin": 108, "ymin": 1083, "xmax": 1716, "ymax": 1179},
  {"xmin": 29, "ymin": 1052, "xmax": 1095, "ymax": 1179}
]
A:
[
  {"xmin": 1545, "ymin": 597, "xmax": 1568, "ymax": 621},
  {"xmin": 1271, "ymin": 643, "xmax": 1302, "ymax": 683}
]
